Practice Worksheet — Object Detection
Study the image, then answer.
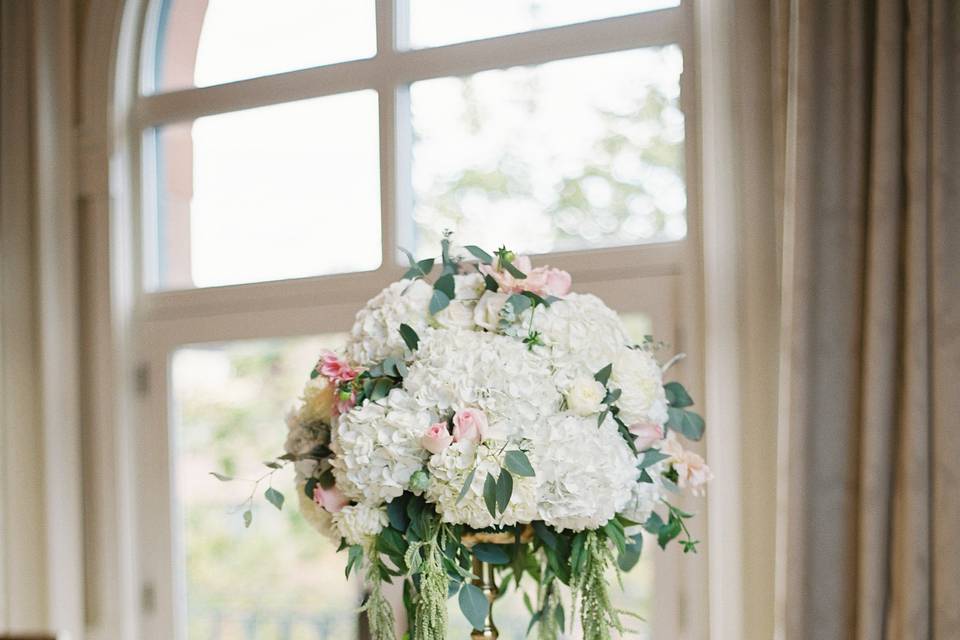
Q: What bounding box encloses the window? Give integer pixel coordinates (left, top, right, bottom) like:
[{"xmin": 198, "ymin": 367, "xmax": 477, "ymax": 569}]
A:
[{"xmin": 129, "ymin": 1, "xmax": 702, "ymax": 639}]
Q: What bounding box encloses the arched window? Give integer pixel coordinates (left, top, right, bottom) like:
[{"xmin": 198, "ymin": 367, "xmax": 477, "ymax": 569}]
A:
[{"xmin": 126, "ymin": 2, "xmax": 704, "ymax": 638}]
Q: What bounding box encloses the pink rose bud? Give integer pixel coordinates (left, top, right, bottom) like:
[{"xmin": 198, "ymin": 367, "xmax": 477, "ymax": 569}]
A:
[
  {"xmin": 629, "ymin": 422, "xmax": 664, "ymax": 450},
  {"xmin": 316, "ymin": 351, "xmax": 357, "ymax": 384},
  {"xmin": 313, "ymin": 484, "xmax": 348, "ymax": 513},
  {"xmin": 421, "ymin": 422, "xmax": 454, "ymax": 455},
  {"xmin": 452, "ymin": 408, "xmax": 489, "ymax": 444},
  {"xmin": 542, "ymin": 268, "xmax": 572, "ymax": 297}
]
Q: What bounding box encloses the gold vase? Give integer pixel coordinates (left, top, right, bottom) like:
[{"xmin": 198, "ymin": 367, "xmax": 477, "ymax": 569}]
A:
[
  {"xmin": 461, "ymin": 526, "xmax": 534, "ymax": 640},
  {"xmin": 469, "ymin": 555, "xmax": 499, "ymax": 640}
]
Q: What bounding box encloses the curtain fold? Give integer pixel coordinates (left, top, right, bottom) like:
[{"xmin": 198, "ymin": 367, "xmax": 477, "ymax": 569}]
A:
[{"xmin": 777, "ymin": 0, "xmax": 960, "ymax": 638}]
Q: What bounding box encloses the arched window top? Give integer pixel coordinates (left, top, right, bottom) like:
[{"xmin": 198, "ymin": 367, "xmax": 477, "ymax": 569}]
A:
[{"xmin": 146, "ymin": 0, "xmax": 376, "ymax": 93}]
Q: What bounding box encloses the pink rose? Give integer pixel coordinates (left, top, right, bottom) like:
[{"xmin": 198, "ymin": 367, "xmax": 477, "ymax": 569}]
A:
[
  {"xmin": 541, "ymin": 268, "xmax": 572, "ymax": 297},
  {"xmin": 316, "ymin": 351, "xmax": 357, "ymax": 384},
  {"xmin": 629, "ymin": 422, "xmax": 664, "ymax": 450},
  {"xmin": 313, "ymin": 484, "xmax": 348, "ymax": 513},
  {"xmin": 478, "ymin": 255, "xmax": 534, "ymax": 293},
  {"xmin": 421, "ymin": 421, "xmax": 453, "ymax": 454},
  {"xmin": 452, "ymin": 408, "xmax": 489, "ymax": 444}
]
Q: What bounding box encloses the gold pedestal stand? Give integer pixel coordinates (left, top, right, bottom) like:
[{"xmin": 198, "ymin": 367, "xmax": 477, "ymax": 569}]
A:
[
  {"xmin": 461, "ymin": 526, "xmax": 534, "ymax": 640},
  {"xmin": 469, "ymin": 556, "xmax": 500, "ymax": 640}
]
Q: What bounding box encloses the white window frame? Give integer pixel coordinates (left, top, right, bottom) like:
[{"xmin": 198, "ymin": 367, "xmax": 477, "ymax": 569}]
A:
[{"xmin": 108, "ymin": 1, "xmax": 709, "ymax": 639}]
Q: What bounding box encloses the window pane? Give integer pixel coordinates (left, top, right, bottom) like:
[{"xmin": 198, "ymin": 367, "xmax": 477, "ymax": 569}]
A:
[
  {"xmin": 150, "ymin": 0, "xmax": 376, "ymax": 92},
  {"xmin": 149, "ymin": 91, "xmax": 381, "ymax": 290},
  {"xmin": 172, "ymin": 335, "xmax": 360, "ymax": 639},
  {"xmin": 408, "ymin": 47, "xmax": 686, "ymax": 258},
  {"xmin": 408, "ymin": 0, "xmax": 680, "ymax": 49}
]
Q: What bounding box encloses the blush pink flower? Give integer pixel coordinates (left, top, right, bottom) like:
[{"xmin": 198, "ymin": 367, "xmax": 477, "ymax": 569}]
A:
[
  {"xmin": 452, "ymin": 408, "xmax": 489, "ymax": 444},
  {"xmin": 541, "ymin": 268, "xmax": 572, "ymax": 297},
  {"xmin": 316, "ymin": 351, "xmax": 357, "ymax": 384},
  {"xmin": 661, "ymin": 436, "xmax": 713, "ymax": 496},
  {"xmin": 421, "ymin": 421, "xmax": 454, "ymax": 454},
  {"xmin": 629, "ymin": 422, "xmax": 664, "ymax": 451},
  {"xmin": 334, "ymin": 389, "xmax": 356, "ymax": 416},
  {"xmin": 478, "ymin": 255, "xmax": 534, "ymax": 293},
  {"xmin": 313, "ymin": 484, "xmax": 348, "ymax": 513}
]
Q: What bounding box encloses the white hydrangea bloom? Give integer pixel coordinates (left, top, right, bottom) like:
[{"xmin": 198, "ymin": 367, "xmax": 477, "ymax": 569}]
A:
[
  {"xmin": 528, "ymin": 294, "xmax": 632, "ymax": 388},
  {"xmin": 619, "ymin": 478, "xmax": 663, "ymax": 525},
  {"xmin": 346, "ymin": 279, "xmax": 433, "ymax": 367},
  {"xmin": 329, "ymin": 388, "xmax": 434, "ymax": 503},
  {"xmin": 533, "ymin": 413, "xmax": 638, "ymax": 531},
  {"xmin": 403, "ymin": 328, "xmax": 561, "ymax": 436},
  {"xmin": 611, "ymin": 347, "xmax": 669, "ymax": 427},
  {"xmin": 426, "ymin": 442, "xmax": 537, "ymax": 529},
  {"xmin": 332, "ymin": 502, "xmax": 388, "ymax": 546}
]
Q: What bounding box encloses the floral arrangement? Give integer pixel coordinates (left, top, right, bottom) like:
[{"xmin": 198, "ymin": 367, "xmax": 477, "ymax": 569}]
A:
[{"xmin": 224, "ymin": 238, "xmax": 711, "ymax": 640}]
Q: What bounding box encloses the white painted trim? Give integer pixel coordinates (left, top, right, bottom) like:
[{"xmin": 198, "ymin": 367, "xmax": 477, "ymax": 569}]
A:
[{"xmin": 696, "ymin": 0, "xmax": 745, "ymax": 638}]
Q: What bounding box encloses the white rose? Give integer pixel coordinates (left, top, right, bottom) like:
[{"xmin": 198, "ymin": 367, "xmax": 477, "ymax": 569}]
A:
[
  {"xmin": 435, "ymin": 300, "xmax": 477, "ymax": 330},
  {"xmin": 473, "ymin": 291, "xmax": 510, "ymax": 331},
  {"xmin": 564, "ymin": 376, "xmax": 607, "ymax": 416}
]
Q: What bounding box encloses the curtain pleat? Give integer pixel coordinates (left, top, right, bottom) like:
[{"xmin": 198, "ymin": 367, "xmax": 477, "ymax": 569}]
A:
[{"xmin": 777, "ymin": 0, "xmax": 960, "ymax": 638}]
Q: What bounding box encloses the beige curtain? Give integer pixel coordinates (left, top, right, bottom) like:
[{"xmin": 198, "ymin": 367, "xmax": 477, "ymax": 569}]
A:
[{"xmin": 777, "ymin": 0, "xmax": 960, "ymax": 638}]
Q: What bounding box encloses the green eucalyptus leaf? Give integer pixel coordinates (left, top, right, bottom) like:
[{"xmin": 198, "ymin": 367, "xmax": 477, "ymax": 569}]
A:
[
  {"xmin": 643, "ymin": 511, "xmax": 665, "ymax": 535},
  {"xmin": 399, "ymin": 323, "xmax": 420, "ymax": 351},
  {"xmin": 459, "ymin": 583, "xmax": 490, "ymax": 630},
  {"xmin": 664, "ymin": 381, "xmax": 694, "ymax": 408},
  {"xmin": 638, "ymin": 449, "xmax": 671, "ymax": 469},
  {"xmin": 501, "ymin": 258, "xmax": 527, "ymax": 279},
  {"xmin": 667, "ymin": 407, "xmax": 705, "ymax": 441},
  {"xmin": 434, "ymin": 273, "xmax": 456, "ymax": 298},
  {"xmin": 387, "ymin": 498, "xmax": 410, "ymax": 532},
  {"xmin": 429, "ymin": 289, "xmax": 451, "ymax": 315},
  {"xmin": 210, "ymin": 472, "xmax": 233, "ymax": 481},
  {"xmin": 483, "ymin": 274, "xmax": 500, "ymax": 292},
  {"xmin": 264, "ymin": 487, "xmax": 285, "ymax": 511},
  {"xmin": 472, "ymin": 543, "xmax": 510, "ymax": 565},
  {"xmin": 504, "ymin": 450, "xmax": 535, "ymax": 477},
  {"xmin": 483, "ymin": 473, "xmax": 498, "ymax": 518},
  {"xmin": 594, "ymin": 363, "xmax": 613, "ymax": 386},
  {"xmin": 496, "ymin": 469, "xmax": 513, "ymax": 513},
  {"xmin": 242, "ymin": 509, "xmax": 253, "ymax": 528},
  {"xmin": 532, "ymin": 521, "xmax": 557, "ymax": 550},
  {"xmin": 464, "ymin": 245, "xmax": 494, "ymax": 264},
  {"xmin": 506, "ymin": 293, "xmax": 532, "ymax": 315},
  {"xmin": 457, "ymin": 468, "xmax": 477, "ymax": 504}
]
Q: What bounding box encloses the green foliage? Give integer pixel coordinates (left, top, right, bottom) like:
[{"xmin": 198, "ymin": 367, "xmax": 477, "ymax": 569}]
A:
[
  {"xmin": 496, "ymin": 469, "xmax": 514, "ymax": 513},
  {"xmin": 464, "ymin": 245, "xmax": 494, "ymax": 264},
  {"xmin": 264, "ymin": 487, "xmax": 284, "ymax": 511},
  {"xmin": 472, "ymin": 543, "xmax": 510, "ymax": 565},
  {"xmin": 458, "ymin": 583, "xmax": 490, "ymax": 630},
  {"xmin": 593, "ymin": 363, "xmax": 613, "ymax": 387},
  {"xmin": 399, "ymin": 323, "xmax": 420, "ymax": 351},
  {"xmin": 570, "ymin": 530, "xmax": 624, "ymax": 640},
  {"xmin": 483, "ymin": 473, "xmax": 498, "ymax": 518},
  {"xmin": 664, "ymin": 381, "xmax": 694, "ymax": 407},
  {"xmin": 666, "ymin": 406, "xmax": 705, "ymax": 441},
  {"xmin": 504, "ymin": 450, "xmax": 535, "ymax": 477}
]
